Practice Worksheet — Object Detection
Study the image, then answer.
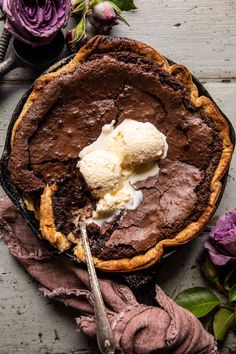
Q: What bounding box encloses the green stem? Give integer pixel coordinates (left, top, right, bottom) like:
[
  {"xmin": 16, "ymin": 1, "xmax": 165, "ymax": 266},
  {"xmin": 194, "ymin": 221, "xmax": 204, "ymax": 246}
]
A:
[
  {"xmin": 89, "ymin": 0, "xmax": 100, "ymax": 7},
  {"xmin": 216, "ymin": 283, "xmax": 229, "ymax": 296},
  {"xmin": 218, "ymin": 303, "xmax": 235, "ymax": 311}
]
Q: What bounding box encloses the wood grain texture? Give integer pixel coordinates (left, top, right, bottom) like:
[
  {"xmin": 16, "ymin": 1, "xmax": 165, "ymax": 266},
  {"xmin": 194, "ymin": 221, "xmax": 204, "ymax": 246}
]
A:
[
  {"xmin": 116, "ymin": 0, "xmax": 236, "ymax": 79},
  {"xmin": 0, "ymin": 0, "xmax": 236, "ymax": 352},
  {"xmin": 0, "ymin": 245, "xmax": 92, "ymax": 354},
  {"xmin": 1, "ymin": 0, "xmax": 236, "ymax": 80}
]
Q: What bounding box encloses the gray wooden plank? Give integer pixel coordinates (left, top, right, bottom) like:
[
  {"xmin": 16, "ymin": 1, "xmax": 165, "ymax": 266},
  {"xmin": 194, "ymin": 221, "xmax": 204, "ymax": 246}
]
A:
[
  {"xmin": 116, "ymin": 0, "xmax": 236, "ymax": 79},
  {"xmin": 0, "ymin": 0, "xmax": 236, "ymax": 81},
  {"xmin": 0, "ymin": 245, "xmax": 92, "ymax": 354}
]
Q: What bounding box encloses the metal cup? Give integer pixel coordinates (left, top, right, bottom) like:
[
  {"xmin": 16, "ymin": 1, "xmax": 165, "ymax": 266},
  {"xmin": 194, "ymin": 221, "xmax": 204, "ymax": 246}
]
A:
[{"xmin": 0, "ymin": 30, "xmax": 65, "ymax": 78}]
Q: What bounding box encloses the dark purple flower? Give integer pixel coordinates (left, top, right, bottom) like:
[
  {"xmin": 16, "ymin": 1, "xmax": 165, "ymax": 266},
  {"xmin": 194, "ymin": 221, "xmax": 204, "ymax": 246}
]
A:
[
  {"xmin": 1, "ymin": 0, "xmax": 72, "ymax": 47},
  {"xmin": 204, "ymin": 209, "xmax": 236, "ymax": 266},
  {"xmin": 88, "ymin": 1, "xmax": 119, "ymax": 33}
]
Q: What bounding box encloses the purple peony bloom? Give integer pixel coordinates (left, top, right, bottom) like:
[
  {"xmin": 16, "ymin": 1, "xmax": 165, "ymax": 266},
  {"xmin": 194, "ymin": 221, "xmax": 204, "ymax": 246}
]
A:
[
  {"xmin": 1, "ymin": 0, "xmax": 71, "ymax": 47},
  {"xmin": 204, "ymin": 209, "xmax": 236, "ymax": 266}
]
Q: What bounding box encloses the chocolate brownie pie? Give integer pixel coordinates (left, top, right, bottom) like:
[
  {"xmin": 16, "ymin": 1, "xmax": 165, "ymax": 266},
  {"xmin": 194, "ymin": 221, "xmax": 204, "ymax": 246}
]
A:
[{"xmin": 8, "ymin": 36, "xmax": 233, "ymax": 271}]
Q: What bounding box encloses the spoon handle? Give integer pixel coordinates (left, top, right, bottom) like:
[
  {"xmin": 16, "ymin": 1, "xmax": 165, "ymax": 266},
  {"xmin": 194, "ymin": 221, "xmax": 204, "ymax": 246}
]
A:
[{"xmin": 79, "ymin": 222, "xmax": 115, "ymax": 354}]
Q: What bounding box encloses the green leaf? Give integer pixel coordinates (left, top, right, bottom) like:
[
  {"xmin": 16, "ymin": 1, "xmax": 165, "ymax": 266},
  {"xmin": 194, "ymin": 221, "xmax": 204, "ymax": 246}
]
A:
[
  {"xmin": 105, "ymin": 0, "xmax": 122, "ymax": 14},
  {"xmin": 202, "ymin": 256, "xmax": 222, "ymax": 290},
  {"xmin": 223, "ymin": 270, "xmax": 234, "ymax": 291},
  {"xmin": 175, "ymin": 287, "xmax": 221, "ymax": 318},
  {"xmin": 110, "ymin": 0, "xmax": 137, "ymax": 11},
  {"xmin": 117, "ymin": 12, "xmax": 130, "ymax": 26},
  {"xmin": 69, "ymin": 16, "xmax": 86, "ymax": 43},
  {"xmin": 200, "ymin": 313, "xmax": 214, "ymax": 332},
  {"xmin": 72, "ymin": 0, "xmax": 85, "ymax": 7},
  {"xmin": 213, "ymin": 308, "xmax": 234, "ymax": 340},
  {"xmin": 235, "ymin": 305, "xmax": 236, "ymax": 326},
  {"xmin": 72, "ymin": 2, "xmax": 86, "ymax": 14},
  {"xmin": 229, "ymin": 285, "xmax": 236, "ymax": 302}
]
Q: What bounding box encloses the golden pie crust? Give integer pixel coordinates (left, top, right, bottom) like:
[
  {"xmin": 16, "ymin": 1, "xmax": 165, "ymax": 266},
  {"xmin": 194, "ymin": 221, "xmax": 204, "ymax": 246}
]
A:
[{"xmin": 11, "ymin": 36, "xmax": 233, "ymax": 271}]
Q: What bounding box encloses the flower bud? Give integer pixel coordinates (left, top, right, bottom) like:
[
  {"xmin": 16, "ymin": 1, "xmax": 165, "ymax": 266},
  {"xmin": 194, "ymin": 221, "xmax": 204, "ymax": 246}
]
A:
[
  {"xmin": 66, "ymin": 29, "xmax": 75, "ymax": 52},
  {"xmin": 88, "ymin": 1, "xmax": 118, "ymax": 33},
  {"xmin": 66, "ymin": 30, "xmax": 90, "ymax": 53},
  {"xmin": 201, "ymin": 255, "xmax": 222, "ymax": 290}
]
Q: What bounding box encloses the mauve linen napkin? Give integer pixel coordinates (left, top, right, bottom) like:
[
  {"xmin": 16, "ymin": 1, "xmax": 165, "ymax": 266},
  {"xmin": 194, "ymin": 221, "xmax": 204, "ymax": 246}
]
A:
[{"xmin": 0, "ymin": 199, "xmax": 217, "ymax": 354}]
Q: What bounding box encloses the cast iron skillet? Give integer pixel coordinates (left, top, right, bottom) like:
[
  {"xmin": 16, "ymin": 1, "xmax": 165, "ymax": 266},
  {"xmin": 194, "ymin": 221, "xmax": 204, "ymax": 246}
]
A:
[{"xmin": 0, "ymin": 55, "xmax": 235, "ymax": 291}]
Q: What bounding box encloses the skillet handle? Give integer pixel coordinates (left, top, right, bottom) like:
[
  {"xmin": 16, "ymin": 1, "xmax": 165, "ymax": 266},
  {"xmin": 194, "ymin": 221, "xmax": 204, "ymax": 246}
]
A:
[
  {"xmin": 0, "ymin": 52, "xmax": 18, "ymax": 78},
  {"xmin": 0, "ymin": 29, "xmax": 11, "ymax": 62}
]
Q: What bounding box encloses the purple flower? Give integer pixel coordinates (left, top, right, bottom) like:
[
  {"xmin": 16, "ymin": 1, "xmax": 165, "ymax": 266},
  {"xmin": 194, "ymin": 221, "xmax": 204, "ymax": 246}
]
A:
[
  {"xmin": 204, "ymin": 209, "xmax": 236, "ymax": 266},
  {"xmin": 88, "ymin": 1, "xmax": 119, "ymax": 33},
  {"xmin": 1, "ymin": 0, "xmax": 71, "ymax": 47}
]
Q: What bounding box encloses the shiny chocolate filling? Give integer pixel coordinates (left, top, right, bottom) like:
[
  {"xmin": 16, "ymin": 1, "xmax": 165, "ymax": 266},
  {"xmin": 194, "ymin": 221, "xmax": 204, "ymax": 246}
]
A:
[{"xmin": 9, "ymin": 50, "xmax": 222, "ymax": 260}]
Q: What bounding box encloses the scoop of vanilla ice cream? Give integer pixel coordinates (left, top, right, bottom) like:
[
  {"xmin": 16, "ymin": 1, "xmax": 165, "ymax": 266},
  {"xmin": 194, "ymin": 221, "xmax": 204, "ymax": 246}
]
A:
[
  {"xmin": 78, "ymin": 150, "xmax": 121, "ymax": 198},
  {"xmin": 113, "ymin": 119, "xmax": 167, "ymax": 167},
  {"xmin": 94, "ymin": 187, "xmax": 132, "ymax": 217},
  {"xmin": 94, "ymin": 183, "xmax": 143, "ymax": 219},
  {"xmin": 77, "ymin": 119, "xmax": 168, "ymax": 226}
]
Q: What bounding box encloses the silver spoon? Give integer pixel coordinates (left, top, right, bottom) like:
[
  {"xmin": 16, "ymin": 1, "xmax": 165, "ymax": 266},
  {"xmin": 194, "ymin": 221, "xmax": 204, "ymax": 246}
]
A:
[{"xmin": 79, "ymin": 221, "xmax": 116, "ymax": 354}]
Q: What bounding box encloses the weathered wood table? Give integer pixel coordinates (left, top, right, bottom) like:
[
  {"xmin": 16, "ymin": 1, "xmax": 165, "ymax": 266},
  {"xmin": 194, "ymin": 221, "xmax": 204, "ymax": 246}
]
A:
[{"xmin": 0, "ymin": 1, "xmax": 235, "ymax": 353}]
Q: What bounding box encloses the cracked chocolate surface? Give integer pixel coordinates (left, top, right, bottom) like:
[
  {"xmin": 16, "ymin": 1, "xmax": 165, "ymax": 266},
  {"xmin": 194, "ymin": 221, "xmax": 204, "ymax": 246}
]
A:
[{"xmin": 8, "ymin": 51, "xmax": 223, "ymax": 260}]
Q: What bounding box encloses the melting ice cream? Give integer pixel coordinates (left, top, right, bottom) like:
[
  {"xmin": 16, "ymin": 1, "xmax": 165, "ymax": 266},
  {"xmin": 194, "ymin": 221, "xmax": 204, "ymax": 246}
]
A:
[{"xmin": 77, "ymin": 119, "xmax": 168, "ymax": 225}]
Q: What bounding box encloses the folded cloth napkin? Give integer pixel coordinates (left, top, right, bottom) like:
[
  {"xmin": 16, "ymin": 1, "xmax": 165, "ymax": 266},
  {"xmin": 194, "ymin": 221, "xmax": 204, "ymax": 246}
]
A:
[{"xmin": 0, "ymin": 199, "xmax": 217, "ymax": 354}]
